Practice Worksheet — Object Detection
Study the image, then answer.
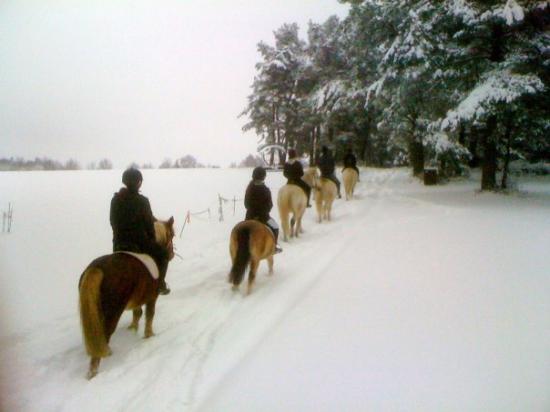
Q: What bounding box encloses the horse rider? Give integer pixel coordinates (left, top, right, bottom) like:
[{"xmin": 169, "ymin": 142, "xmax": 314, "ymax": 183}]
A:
[
  {"xmin": 317, "ymin": 145, "xmax": 342, "ymax": 198},
  {"xmin": 244, "ymin": 166, "xmax": 283, "ymax": 253},
  {"xmin": 283, "ymin": 148, "xmax": 312, "ymax": 208},
  {"xmin": 110, "ymin": 167, "xmax": 171, "ymax": 295},
  {"xmin": 343, "ymin": 147, "xmax": 360, "ymax": 180}
]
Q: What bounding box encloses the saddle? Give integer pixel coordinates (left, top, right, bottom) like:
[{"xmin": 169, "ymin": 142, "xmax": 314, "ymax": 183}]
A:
[{"xmin": 115, "ymin": 252, "xmax": 159, "ymax": 279}]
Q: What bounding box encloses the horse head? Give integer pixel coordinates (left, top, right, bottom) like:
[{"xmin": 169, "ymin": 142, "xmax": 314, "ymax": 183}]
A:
[
  {"xmin": 155, "ymin": 217, "xmax": 175, "ymax": 260},
  {"xmin": 304, "ymin": 167, "xmax": 320, "ymax": 190}
]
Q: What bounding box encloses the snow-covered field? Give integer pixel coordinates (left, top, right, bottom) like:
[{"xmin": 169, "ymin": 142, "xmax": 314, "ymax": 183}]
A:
[{"xmin": 0, "ymin": 168, "xmax": 549, "ymax": 412}]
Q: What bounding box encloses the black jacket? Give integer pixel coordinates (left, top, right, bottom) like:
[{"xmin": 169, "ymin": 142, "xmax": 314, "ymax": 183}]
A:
[
  {"xmin": 283, "ymin": 159, "xmax": 304, "ymax": 183},
  {"xmin": 317, "ymin": 153, "xmax": 336, "ymax": 177},
  {"xmin": 244, "ymin": 180, "xmax": 273, "ymax": 223},
  {"xmin": 343, "ymin": 152, "xmax": 357, "ymax": 168},
  {"xmin": 110, "ymin": 188, "xmax": 156, "ymax": 252}
]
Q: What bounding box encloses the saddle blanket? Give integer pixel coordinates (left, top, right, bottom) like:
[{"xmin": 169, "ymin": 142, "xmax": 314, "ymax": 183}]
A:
[{"xmin": 115, "ymin": 251, "xmax": 159, "ymax": 279}]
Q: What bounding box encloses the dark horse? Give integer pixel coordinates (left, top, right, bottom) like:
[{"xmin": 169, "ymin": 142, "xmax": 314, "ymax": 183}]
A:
[{"xmin": 78, "ymin": 217, "xmax": 175, "ymax": 379}]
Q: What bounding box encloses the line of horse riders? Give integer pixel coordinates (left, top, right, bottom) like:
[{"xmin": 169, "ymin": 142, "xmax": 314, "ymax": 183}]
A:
[{"xmin": 78, "ymin": 145, "xmax": 360, "ymax": 378}]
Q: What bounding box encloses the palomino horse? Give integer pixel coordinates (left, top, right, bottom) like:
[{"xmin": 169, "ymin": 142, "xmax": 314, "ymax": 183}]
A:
[
  {"xmin": 315, "ymin": 178, "xmax": 337, "ymax": 222},
  {"xmin": 302, "ymin": 167, "xmax": 319, "ymax": 201},
  {"xmin": 277, "ymin": 184, "xmax": 307, "ymax": 241},
  {"xmin": 228, "ymin": 220, "xmax": 275, "ymax": 295},
  {"xmin": 342, "ymin": 168, "xmax": 359, "ymax": 200},
  {"xmin": 78, "ymin": 217, "xmax": 175, "ymax": 379}
]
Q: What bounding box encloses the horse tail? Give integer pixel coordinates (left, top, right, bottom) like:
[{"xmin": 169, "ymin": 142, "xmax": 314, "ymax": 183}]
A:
[
  {"xmin": 278, "ymin": 189, "xmax": 290, "ymax": 241},
  {"xmin": 229, "ymin": 226, "xmax": 251, "ymax": 286},
  {"xmin": 79, "ymin": 267, "xmax": 110, "ymax": 358}
]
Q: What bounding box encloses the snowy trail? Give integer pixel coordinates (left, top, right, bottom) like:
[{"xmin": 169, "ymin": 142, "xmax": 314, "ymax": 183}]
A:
[
  {"xmin": 0, "ymin": 169, "xmax": 397, "ymax": 411},
  {"xmin": 198, "ymin": 173, "xmax": 550, "ymax": 411},
  {"xmin": 1, "ymin": 168, "xmax": 549, "ymax": 412}
]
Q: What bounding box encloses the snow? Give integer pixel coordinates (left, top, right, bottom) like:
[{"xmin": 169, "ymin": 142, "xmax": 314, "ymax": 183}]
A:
[
  {"xmin": 442, "ymin": 69, "xmax": 545, "ymax": 129},
  {"xmin": 1, "ymin": 168, "xmax": 549, "ymax": 411},
  {"xmin": 502, "ymin": 0, "xmax": 525, "ymax": 25}
]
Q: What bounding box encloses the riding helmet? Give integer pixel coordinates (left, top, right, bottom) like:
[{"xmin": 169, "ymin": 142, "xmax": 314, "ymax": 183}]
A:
[
  {"xmin": 287, "ymin": 148, "xmax": 297, "ymax": 159},
  {"xmin": 122, "ymin": 167, "xmax": 143, "ymax": 189},
  {"xmin": 252, "ymin": 166, "xmax": 266, "ymax": 181}
]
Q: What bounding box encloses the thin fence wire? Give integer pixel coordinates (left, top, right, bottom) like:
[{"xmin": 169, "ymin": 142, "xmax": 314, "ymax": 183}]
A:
[{"xmin": 179, "ymin": 193, "xmax": 244, "ymax": 237}]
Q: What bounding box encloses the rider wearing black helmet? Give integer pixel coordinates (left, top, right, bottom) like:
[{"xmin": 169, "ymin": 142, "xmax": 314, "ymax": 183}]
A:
[
  {"xmin": 283, "ymin": 148, "xmax": 312, "ymax": 208},
  {"xmin": 317, "ymin": 146, "xmax": 342, "ymax": 198},
  {"xmin": 244, "ymin": 166, "xmax": 282, "ymax": 253},
  {"xmin": 110, "ymin": 167, "xmax": 171, "ymax": 295}
]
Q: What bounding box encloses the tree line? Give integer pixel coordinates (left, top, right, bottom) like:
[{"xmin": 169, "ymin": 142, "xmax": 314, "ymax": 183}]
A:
[
  {"xmin": 0, "ymin": 154, "xmax": 259, "ymax": 171},
  {"xmin": 241, "ymin": 0, "xmax": 549, "ymax": 190}
]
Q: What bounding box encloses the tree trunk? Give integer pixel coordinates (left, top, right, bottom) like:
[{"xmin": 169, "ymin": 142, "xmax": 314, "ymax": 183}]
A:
[
  {"xmin": 481, "ymin": 115, "xmax": 498, "ymax": 191},
  {"xmin": 309, "ymin": 128, "xmax": 315, "ymax": 163},
  {"xmin": 458, "ymin": 122, "xmax": 466, "ymax": 146},
  {"xmin": 407, "ymin": 114, "xmax": 424, "ymax": 176},
  {"xmin": 409, "ymin": 137, "xmax": 425, "ymax": 176},
  {"xmin": 501, "ymin": 116, "xmax": 513, "ymax": 189},
  {"xmin": 468, "ymin": 127, "xmax": 480, "ymax": 168}
]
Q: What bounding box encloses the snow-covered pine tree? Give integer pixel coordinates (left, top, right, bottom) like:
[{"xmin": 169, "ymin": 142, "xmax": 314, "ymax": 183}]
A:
[
  {"xmin": 241, "ymin": 23, "xmax": 309, "ymax": 163},
  {"xmin": 440, "ymin": 0, "xmax": 548, "ymax": 190}
]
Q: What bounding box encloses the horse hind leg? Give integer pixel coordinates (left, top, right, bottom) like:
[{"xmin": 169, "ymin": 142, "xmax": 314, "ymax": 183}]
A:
[
  {"xmin": 144, "ymin": 300, "xmax": 157, "ymax": 338},
  {"xmin": 87, "ymin": 357, "xmax": 101, "ymax": 380},
  {"xmin": 267, "ymin": 255, "xmax": 274, "ymax": 275},
  {"xmin": 128, "ymin": 307, "xmax": 143, "ymax": 331},
  {"xmin": 247, "ymin": 259, "xmax": 260, "ymax": 295},
  {"xmin": 315, "ymin": 196, "xmax": 323, "ymax": 223},
  {"xmin": 280, "ymin": 210, "xmax": 290, "ymax": 242},
  {"xmin": 290, "ymin": 216, "xmax": 296, "ymax": 238}
]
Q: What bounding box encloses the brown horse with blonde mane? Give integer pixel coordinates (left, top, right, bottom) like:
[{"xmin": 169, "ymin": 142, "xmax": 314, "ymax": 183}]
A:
[
  {"xmin": 342, "ymin": 167, "xmax": 359, "ymax": 200},
  {"xmin": 277, "ymin": 184, "xmax": 307, "ymax": 242},
  {"xmin": 228, "ymin": 220, "xmax": 275, "ymax": 295},
  {"xmin": 78, "ymin": 217, "xmax": 175, "ymax": 379}
]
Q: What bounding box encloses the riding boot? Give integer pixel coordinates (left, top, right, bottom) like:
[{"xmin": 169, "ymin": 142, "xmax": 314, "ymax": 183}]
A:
[
  {"xmin": 158, "ymin": 261, "xmax": 171, "ymax": 295},
  {"xmin": 306, "ymin": 187, "xmax": 312, "ymax": 208},
  {"xmin": 271, "ymin": 227, "xmax": 283, "ymax": 254}
]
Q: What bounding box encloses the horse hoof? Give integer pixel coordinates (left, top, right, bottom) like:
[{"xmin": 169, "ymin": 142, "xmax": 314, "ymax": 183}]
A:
[
  {"xmin": 231, "ymin": 285, "xmax": 239, "ymax": 292},
  {"xmin": 128, "ymin": 324, "xmax": 138, "ymax": 332},
  {"xmin": 87, "ymin": 370, "xmax": 98, "ymax": 380}
]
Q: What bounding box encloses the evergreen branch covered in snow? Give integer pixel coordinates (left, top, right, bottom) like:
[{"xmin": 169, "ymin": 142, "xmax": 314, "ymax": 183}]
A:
[{"xmin": 441, "ymin": 69, "xmax": 544, "ymax": 129}]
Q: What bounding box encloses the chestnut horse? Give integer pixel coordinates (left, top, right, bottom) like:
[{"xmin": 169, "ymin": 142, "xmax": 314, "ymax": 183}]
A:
[
  {"xmin": 228, "ymin": 220, "xmax": 275, "ymax": 295},
  {"xmin": 79, "ymin": 217, "xmax": 175, "ymax": 379},
  {"xmin": 342, "ymin": 167, "xmax": 359, "ymax": 200},
  {"xmin": 277, "ymin": 184, "xmax": 307, "ymax": 242}
]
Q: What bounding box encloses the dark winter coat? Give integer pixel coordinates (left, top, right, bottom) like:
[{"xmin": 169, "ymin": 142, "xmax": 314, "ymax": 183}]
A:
[
  {"xmin": 343, "ymin": 152, "xmax": 357, "ymax": 169},
  {"xmin": 110, "ymin": 188, "xmax": 157, "ymax": 253},
  {"xmin": 244, "ymin": 180, "xmax": 273, "ymax": 224},
  {"xmin": 317, "ymin": 152, "xmax": 336, "ymax": 177},
  {"xmin": 283, "ymin": 159, "xmax": 304, "ymax": 183}
]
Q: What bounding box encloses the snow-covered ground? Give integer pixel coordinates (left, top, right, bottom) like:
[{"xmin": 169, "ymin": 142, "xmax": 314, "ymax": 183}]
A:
[{"xmin": 0, "ymin": 168, "xmax": 549, "ymax": 412}]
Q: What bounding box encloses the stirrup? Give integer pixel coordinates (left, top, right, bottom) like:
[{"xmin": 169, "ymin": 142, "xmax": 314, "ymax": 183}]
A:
[{"xmin": 159, "ymin": 283, "xmax": 171, "ymax": 295}]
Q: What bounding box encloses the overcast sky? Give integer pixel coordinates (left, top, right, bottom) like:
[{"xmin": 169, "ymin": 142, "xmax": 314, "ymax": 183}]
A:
[{"xmin": 0, "ymin": 0, "xmax": 349, "ymax": 168}]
